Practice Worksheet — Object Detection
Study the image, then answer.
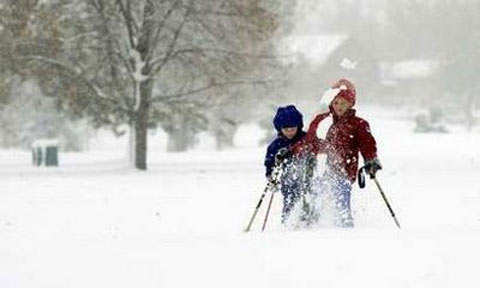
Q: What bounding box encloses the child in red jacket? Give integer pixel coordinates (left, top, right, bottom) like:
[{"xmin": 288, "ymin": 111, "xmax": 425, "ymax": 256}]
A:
[{"xmin": 292, "ymin": 79, "xmax": 382, "ymax": 227}]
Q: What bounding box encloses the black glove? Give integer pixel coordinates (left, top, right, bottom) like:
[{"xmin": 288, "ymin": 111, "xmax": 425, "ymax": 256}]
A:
[
  {"xmin": 364, "ymin": 158, "xmax": 382, "ymax": 178},
  {"xmin": 275, "ymin": 147, "xmax": 292, "ymax": 164}
]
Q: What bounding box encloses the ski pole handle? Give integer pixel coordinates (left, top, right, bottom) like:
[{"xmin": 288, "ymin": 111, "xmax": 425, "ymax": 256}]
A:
[{"xmin": 358, "ymin": 166, "xmax": 366, "ymax": 189}]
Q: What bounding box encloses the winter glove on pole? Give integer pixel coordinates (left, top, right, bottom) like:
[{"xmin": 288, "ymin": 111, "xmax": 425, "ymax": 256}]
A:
[
  {"xmin": 364, "ymin": 158, "xmax": 382, "ymax": 179},
  {"xmin": 275, "ymin": 147, "xmax": 292, "ymax": 164}
]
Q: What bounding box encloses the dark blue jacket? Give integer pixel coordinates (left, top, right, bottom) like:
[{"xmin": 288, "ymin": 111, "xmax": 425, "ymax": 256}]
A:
[
  {"xmin": 264, "ymin": 105, "xmax": 305, "ymax": 176},
  {"xmin": 264, "ymin": 131, "xmax": 306, "ymax": 176}
]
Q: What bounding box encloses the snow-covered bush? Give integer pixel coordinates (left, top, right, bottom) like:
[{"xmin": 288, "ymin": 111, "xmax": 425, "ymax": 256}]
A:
[{"xmin": 0, "ymin": 78, "xmax": 92, "ymax": 151}]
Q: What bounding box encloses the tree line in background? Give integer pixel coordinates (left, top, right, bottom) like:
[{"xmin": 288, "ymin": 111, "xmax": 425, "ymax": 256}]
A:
[
  {"xmin": 1, "ymin": 0, "xmax": 479, "ymax": 169},
  {"xmin": 287, "ymin": 0, "xmax": 480, "ymax": 130},
  {"xmin": 0, "ymin": 0, "xmax": 295, "ymax": 169}
]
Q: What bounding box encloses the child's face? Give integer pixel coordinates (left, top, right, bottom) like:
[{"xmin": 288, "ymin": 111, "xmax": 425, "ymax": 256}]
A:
[
  {"xmin": 332, "ymin": 96, "xmax": 353, "ymax": 116},
  {"xmin": 281, "ymin": 126, "xmax": 298, "ymax": 139}
]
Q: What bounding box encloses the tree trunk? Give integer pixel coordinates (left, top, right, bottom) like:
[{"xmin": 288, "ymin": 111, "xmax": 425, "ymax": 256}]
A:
[
  {"xmin": 214, "ymin": 121, "xmax": 238, "ymax": 150},
  {"xmin": 166, "ymin": 116, "xmax": 197, "ymax": 152},
  {"xmin": 215, "ymin": 132, "xmax": 234, "ymax": 150},
  {"xmin": 128, "ymin": 122, "xmax": 135, "ymax": 165},
  {"xmin": 134, "ymin": 110, "xmax": 148, "ymax": 170},
  {"xmin": 166, "ymin": 129, "xmax": 190, "ymax": 152},
  {"xmin": 133, "ymin": 79, "xmax": 153, "ymax": 170}
]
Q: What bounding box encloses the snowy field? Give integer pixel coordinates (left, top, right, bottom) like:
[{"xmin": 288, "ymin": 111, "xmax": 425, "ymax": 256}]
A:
[{"xmin": 1, "ymin": 108, "xmax": 480, "ymax": 288}]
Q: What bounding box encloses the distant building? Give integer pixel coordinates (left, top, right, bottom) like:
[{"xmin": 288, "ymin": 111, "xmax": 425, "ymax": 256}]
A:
[{"xmin": 288, "ymin": 34, "xmax": 440, "ymax": 105}]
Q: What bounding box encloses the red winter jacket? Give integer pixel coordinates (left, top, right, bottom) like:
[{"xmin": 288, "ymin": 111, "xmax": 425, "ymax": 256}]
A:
[{"xmin": 291, "ymin": 108, "xmax": 377, "ymax": 183}]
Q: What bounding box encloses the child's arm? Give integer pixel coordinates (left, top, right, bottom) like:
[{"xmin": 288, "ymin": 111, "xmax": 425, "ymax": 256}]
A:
[
  {"xmin": 264, "ymin": 142, "xmax": 278, "ymax": 177},
  {"xmin": 291, "ymin": 113, "xmax": 330, "ymax": 156},
  {"xmin": 305, "ymin": 113, "xmax": 331, "ymax": 154},
  {"xmin": 357, "ymin": 120, "xmax": 382, "ymax": 177},
  {"xmin": 306, "ymin": 112, "xmax": 330, "ymax": 142},
  {"xmin": 356, "ymin": 119, "xmax": 377, "ymax": 161}
]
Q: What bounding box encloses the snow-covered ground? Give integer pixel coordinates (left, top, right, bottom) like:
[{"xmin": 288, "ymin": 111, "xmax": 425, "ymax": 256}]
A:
[{"xmin": 1, "ymin": 108, "xmax": 480, "ymax": 288}]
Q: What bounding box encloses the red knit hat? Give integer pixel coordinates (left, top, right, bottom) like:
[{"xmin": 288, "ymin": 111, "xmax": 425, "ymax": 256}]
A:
[{"xmin": 331, "ymin": 78, "xmax": 356, "ymax": 106}]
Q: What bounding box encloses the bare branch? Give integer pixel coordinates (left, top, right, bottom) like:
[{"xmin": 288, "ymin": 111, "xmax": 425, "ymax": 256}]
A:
[
  {"xmin": 150, "ymin": 5, "xmax": 191, "ymax": 76},
  {"xmin": 150, "ymin": 78, "xmax": 276, "ymax": 103},
  {"xmin": 149, "ymin": 48, "xmax": 198, "ymax": 67},
  {"xmin": 116, "ymin": 0, "xmax": 138, "ymax": 48},
  {"xmin": 21, "ymin": 55, "xmax": 128, "ymax": 111},
  {"xmin": 147, "ymin": 0, "xmax": 181, "ymax": 64}
]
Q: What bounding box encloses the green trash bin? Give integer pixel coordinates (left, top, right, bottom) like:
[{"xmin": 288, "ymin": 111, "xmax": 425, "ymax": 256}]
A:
[
  {"xmin": 36, "ymin": 147, "xmax": 43, "ymax": 166},
  {"xmin": 32, "ymin": 139, "xmax": 59, "ymax": 167},
  {"xmin": 45, "ymin": 146, "xmax": 58, "ymax": 166}
]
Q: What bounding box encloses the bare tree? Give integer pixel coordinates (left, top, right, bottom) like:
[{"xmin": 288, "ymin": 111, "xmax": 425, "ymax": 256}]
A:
[{"xmin": 17, "ymin": 0, "xmax": 282, "ymax": 169}]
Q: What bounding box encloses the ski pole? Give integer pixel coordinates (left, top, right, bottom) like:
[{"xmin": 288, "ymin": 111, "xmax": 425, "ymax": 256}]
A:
[
  {"xmin": 244, "ymin": 183, "xmax": 271, "ymax": 232},
  {"xmin": 244, "ymin": 162, "xmax": 283, "ymax": 232},
  {"xmin": 262, "ymin": 189, "xmax": 276, "ymax": 232},
  {"xmin": 372, "ymin": 176, "xmax": 401, "ymax": 229},
  {"xmin": 261, "ymin": 158, "xmax": 288, "ymax": 232}
]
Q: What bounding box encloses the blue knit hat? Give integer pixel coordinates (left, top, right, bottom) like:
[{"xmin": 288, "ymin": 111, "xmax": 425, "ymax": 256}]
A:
[{"xmin": 273, "ymin": 105, "xmax": 304, "ymax": 132}]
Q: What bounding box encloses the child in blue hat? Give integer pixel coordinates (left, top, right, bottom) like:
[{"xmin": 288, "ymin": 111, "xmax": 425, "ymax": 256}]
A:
[{"xmin": 264, "ymin": 105, "xmax": 307, "ymax": 224}]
